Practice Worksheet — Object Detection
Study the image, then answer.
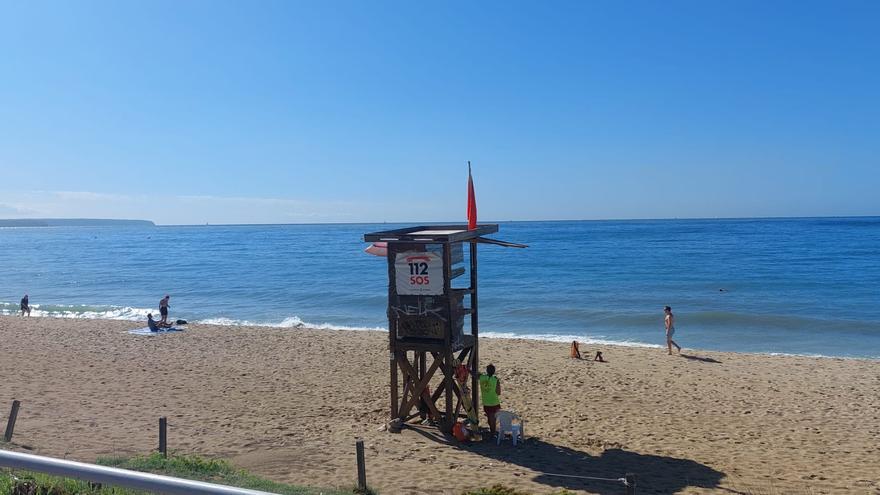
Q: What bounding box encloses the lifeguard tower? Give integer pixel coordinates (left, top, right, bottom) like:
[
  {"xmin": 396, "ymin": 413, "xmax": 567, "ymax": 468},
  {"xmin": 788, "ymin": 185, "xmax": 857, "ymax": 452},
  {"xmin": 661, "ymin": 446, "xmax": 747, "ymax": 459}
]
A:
[{"xmin": 364, "ymin": 224, "xmax": 523, "ymax": 432}]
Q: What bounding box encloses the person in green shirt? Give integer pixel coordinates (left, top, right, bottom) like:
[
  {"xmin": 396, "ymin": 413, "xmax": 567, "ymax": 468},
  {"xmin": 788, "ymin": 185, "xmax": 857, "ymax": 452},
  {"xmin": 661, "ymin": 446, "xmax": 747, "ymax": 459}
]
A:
[{"xmin": 479, "ymin": 363, "xmax": 502, "ymax": 438}]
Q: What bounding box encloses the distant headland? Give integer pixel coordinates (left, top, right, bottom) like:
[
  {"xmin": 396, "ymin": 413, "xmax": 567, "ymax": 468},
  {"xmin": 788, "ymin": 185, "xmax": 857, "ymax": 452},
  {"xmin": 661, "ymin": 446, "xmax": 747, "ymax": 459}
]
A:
[{"xmin": 0, "ymin": 218, "xmax": 155, "ymax": 227}]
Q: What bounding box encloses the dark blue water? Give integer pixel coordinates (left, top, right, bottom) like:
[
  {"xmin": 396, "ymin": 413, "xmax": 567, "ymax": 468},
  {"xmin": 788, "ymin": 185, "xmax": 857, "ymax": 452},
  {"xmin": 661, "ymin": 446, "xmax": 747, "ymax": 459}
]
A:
[{"xmin": 1, "ymin": 218, "xmax": 878, "ymax": 358}]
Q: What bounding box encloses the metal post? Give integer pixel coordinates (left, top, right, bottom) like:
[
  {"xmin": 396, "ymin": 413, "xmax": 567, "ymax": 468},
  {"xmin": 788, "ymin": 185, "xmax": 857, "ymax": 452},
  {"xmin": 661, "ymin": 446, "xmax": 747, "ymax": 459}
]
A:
[
  {"xmin": 4, "ymin": 400, "xmax": 21, "ymax": 442},
  {"xmin": 626, "ymin": 473, "xmax": 636, "ymax": 494},
  {"xmin": 159, "ymin": 417, "xmax": 167, "ymax": 457},
  {"xmin": 355, "ymin": 439, "xmax": 367, "ymax": 492}
]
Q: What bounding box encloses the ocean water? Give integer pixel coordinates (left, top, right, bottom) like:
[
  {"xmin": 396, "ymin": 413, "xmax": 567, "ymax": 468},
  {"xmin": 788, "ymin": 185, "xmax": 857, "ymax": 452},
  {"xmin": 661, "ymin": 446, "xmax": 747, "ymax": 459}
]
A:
[{"xmin": 1, "ymin": 218, "xmax": 878, "ymax": 358}]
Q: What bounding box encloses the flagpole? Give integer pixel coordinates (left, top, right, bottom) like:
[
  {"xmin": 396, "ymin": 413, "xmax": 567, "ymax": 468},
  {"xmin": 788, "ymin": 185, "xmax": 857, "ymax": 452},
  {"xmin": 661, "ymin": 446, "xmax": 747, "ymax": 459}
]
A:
[{"xmin": 466, "ymin": 161, "xmax": 477, "ymax": 230}]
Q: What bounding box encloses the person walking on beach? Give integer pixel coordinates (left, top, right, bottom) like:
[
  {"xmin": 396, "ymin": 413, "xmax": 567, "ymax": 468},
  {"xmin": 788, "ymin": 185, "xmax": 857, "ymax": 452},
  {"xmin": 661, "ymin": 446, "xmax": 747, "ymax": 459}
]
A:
[
  {"xmin": 159, "ymin": 295, "xmax": 170, "ymax": 325},
  {"xmin": 665, "ymin": 305, "xmax": 681, "ymax": 355},
  {"xmin": 20, "ymin": 294, "xmax": 30, "ymax": 317},
  {"xmin": 479, "ymin": 364, "xmax": 502, "ymax": 438}
]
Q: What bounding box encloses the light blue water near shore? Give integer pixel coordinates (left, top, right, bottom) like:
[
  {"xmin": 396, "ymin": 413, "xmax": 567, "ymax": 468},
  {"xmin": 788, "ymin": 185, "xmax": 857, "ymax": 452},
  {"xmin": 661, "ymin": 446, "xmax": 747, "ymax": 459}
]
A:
[{"xmin": 1, "ymin": 218, "xmax": 879, "ymax": 358}]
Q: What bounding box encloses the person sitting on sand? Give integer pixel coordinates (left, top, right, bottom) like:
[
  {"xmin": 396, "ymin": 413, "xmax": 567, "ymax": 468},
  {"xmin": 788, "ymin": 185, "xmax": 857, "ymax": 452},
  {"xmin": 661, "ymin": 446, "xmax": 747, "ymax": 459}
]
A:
[
  {"xmin": 479, "ymin": 364, "xmax": 502, "ymax": 438},
  {"xmin": 572, "ymin": 341, "xmax": 605, "ymax": 361},
  {"xmin": 664, "ymin": 305, "xmax": 682, "ymax": 355},
  {"xmin": 147, "ymin": 313, "xmax": 171, "ymax": 332},
  {"xmin": 20, "ymin": 294, "xmax": 30, "ymax": 317}
]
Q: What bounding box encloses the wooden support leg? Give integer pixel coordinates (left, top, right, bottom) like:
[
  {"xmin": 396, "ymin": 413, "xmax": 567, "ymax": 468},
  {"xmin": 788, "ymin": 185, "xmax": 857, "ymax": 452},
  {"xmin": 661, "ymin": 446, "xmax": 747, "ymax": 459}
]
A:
[
  {"xmin": 418, "ymin": 352, "xmax": 427, "ymax": 420},
  {"xmin": 390, "ymin": 349, "xmax": 399, "ymax": 420},
  {"xmin": 444, "ymin": 351, "xmax": 454, "ymax": 432},
  {"xmin": 397, "ymin": 354, "xmax": 441, "ymax": 420}
]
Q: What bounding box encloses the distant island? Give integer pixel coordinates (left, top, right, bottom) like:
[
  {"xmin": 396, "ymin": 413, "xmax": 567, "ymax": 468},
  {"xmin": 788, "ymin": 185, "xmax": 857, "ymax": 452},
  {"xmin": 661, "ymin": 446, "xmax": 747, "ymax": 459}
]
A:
[{"xmin": 0, "ymin": 218, "xmax": 155, "ymax": 227}]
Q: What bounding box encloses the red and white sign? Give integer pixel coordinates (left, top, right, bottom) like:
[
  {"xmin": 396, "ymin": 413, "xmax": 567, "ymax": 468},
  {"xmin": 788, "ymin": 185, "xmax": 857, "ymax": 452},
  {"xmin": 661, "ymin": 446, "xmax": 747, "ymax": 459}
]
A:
[{"xmin": 395, "ymin": 251, "xmax": 443, "ymax": 295}]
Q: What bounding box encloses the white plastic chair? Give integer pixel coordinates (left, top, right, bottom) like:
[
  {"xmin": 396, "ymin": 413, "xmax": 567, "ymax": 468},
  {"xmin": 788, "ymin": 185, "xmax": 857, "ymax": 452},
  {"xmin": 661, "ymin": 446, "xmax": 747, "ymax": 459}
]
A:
[{"xmin": 495, "ymin": 410, "xmax": 525, "ymax": 446}]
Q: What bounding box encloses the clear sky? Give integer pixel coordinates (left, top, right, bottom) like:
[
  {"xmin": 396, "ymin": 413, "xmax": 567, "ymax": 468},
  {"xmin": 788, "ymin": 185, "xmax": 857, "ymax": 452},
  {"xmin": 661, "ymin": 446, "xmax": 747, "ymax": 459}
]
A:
[{"xmin": 1, "ymin": 1, "xmax": 877, "ymax": 225}]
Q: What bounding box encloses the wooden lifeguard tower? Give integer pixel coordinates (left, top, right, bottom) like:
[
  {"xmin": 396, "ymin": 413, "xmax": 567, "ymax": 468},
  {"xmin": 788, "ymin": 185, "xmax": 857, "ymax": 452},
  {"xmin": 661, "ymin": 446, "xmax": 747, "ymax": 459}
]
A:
[{"xmin": 364, "ymin": 224, "xmax": 522, "ymax": 432}]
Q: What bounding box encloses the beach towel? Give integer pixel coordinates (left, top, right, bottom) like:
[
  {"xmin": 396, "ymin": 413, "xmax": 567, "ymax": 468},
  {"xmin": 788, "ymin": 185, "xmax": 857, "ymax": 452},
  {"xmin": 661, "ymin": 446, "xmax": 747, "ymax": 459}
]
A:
[{"xmin": 128, "ymin": 327, "xmax": 184, "ymax": 335}]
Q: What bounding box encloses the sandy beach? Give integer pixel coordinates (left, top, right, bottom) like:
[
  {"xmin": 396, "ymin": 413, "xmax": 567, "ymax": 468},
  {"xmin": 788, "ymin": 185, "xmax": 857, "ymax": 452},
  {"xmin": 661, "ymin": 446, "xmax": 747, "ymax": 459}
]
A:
[{"xmin": 1, "ymin": 315, "xmax": 878, "ymax": 494}]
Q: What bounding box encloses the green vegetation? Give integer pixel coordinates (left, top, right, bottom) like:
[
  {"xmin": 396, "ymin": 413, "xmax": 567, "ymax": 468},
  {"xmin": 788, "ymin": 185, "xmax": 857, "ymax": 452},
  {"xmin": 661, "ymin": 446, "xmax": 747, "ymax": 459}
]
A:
[
  {"xmin": 461, "ymin": 486, "xmax": 575, "ymax": 495},
  {"xmin": 1, "ymin": 453, "xmax": 360, "ymax": 495}
]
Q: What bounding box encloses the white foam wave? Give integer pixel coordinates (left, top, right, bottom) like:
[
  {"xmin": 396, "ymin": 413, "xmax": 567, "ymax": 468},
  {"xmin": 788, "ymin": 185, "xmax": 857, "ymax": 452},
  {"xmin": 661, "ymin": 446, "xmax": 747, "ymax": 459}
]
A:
[
  {"xmin": 195, "ymin": 316, "xmax": 386, "ymax": 333},
  {"xmin": 763, "ymin": 351, "xmax": 878, "ymax": 361},
  {"xmin": 5, "ymin": 301, "xmax": 871, "ymax": 358},
  {"xmin": 480, "ymin": 331, "xmax": 662, "ymax": 349},
  {"xmin": 0, "ymin": 300, "xmax": 387, "ymax": 332},
  {"xmin": 0, "ymin": 303, "xmax": 152, "ymax": 321}
]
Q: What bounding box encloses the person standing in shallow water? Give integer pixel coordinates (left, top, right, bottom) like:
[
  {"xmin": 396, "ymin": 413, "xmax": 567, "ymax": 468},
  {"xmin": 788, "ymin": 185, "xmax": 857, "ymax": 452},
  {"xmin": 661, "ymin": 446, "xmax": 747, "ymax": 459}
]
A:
[
  {"xmin": 159, "ymin": 295, "xmax": 170, "ymax": 325},
  {"xmin": 20, "ymin": 294, "xmax": 30, "ymax": 317},
  {"xmin": 665, "ymin": 305, "xmax": 681, "ymax": 355}
]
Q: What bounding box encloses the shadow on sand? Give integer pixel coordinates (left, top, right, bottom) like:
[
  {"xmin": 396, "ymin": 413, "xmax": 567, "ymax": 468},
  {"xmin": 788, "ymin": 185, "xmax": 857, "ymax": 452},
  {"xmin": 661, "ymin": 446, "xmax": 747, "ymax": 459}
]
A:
[
  {"xmin": 680, "ymin": 354, "xmax": 722, "ymax": 364},
  {"xmin": 408, "ymin": 426, "xmax": 724, "ymax": 494}
]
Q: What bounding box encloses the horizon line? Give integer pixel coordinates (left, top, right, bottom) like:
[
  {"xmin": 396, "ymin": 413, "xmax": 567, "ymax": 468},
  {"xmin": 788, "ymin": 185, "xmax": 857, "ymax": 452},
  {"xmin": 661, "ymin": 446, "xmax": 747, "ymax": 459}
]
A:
[{"xmin": 5, "ymin": 214, "xmax": 878, "ymax": 227}]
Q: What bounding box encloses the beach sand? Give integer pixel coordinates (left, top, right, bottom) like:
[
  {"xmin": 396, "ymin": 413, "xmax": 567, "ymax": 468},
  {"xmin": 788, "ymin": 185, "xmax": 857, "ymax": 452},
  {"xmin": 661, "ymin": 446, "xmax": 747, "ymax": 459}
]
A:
[{"xmin": 1, "ymin": 315, "xmax": 878, "ymax": 494}]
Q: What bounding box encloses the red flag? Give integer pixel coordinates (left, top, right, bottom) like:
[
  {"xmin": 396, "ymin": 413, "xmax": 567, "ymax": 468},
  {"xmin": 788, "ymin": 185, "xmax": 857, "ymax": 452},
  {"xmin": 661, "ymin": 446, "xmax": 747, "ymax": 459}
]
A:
[{"xmin": 467, "ymin": 161, "xmax": 477, "ymax": 230}]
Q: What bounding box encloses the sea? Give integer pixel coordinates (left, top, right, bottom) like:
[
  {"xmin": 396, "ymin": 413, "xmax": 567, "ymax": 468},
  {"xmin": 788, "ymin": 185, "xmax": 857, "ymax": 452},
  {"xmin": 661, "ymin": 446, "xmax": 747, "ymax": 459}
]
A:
[{"xmin": 1, "ymin": 218, "xmax": 878, "ymax": 359}]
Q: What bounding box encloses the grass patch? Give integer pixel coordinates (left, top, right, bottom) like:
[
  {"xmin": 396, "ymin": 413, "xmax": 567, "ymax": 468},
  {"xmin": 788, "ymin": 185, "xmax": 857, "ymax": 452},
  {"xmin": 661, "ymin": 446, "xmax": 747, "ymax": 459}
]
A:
[
  {"xmin": 462, "ymin": 486, "xmax": 575, "ymax": 495},
  {"xmin": 0, "ymin": 471, "xmax": 134, "ymax": 494},
  {"xmin": 1, "ymin": 452, "xmax": 363, "ymax": 495}
]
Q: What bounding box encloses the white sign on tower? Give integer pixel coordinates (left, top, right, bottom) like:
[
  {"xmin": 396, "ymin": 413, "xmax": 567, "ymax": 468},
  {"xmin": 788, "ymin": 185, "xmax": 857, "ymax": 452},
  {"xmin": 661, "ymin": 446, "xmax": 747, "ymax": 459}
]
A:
[{"xmin": 395, "ymin": 251, "xmax": 444, "ymax": 295}]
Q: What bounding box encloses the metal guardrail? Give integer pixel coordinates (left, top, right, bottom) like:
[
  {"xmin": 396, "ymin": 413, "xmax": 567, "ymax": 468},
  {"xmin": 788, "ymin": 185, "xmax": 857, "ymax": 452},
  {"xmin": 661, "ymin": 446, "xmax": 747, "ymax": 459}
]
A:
[{"xmin": 0, "ymin": 449, "xmax": 280, "ymax": 495}]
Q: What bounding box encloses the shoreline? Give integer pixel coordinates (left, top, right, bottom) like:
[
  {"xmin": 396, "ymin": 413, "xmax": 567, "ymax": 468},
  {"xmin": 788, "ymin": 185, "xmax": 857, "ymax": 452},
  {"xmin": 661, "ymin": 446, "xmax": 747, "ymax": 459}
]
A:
[
  {"xmin": 1, "ymin": 315, "xmax": 878, "ymax": 494},
  {"xmin": 2, "ymin": 311, "xmax": 878, "ymax": 362}
]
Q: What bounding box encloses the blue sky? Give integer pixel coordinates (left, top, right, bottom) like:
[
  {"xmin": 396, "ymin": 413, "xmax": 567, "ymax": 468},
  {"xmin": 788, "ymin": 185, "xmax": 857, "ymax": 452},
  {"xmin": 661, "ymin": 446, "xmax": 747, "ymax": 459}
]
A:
[{"xmin": 1, "ymin": 1, "xmax": 877, "ymax": 224}]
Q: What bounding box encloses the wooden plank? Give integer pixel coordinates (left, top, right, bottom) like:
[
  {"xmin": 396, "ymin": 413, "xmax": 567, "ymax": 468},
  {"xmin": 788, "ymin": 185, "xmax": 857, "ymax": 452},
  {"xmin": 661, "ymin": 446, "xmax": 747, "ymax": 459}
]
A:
[
  {"xmin": 443, "ymin": 243, "xmax": 454, "ymax": 432},
  {"xmin": 418, "ymin": 351, "xmax": 427, "ymax": 420},
  {"xmin": 388, "ymin": 245, "xmax": 399, "ymax": 420},
  {"xmin": 428, "ymin": 352, "xmax": 446, "ymax": 406},
  {"xmin": 397, "ymin": 355, "xmax": 441, "ymax": 420},
  {"xmin": 364, "ymin": 224, "xmax": 499, "ymax": 243},
  {"xmin": 399, "ymin": 352, "xmax": 443, "ymax": 422},
  {"xmin": 393, "ymin": 341, "xmax": 450, "ymax": 352},
  {"xmin": 398, "ymin": 350, "xmax": 412, "ymax": 412},
  {"xmin": 444, "ymin": 351, "xmax": 454, "ymax": 431},
  {"xmin": 356, "ymin": 439, "xmax": 367, "ymax": 491},
  {"xmin": 416, "ymin": 351, "xmax": 443, "ymax": 421},
  {"xmin": 470, "ymin": 240, "xmax": 480, "ymax": 419},
  {"xmin": 158, "ymin": 417, "xmax": 167, "ymax": 457},
  {"xmin": 475, "ymin": 236, "xmax": 528, "ymax": 248},
  {"xmin": 4, "ymin": 400, "xmax": 21, "ymax": 442},
  {"xmin": 390, "ymin": 346, "xmax": 399, "ymax": 419},
  {"xmin": 400, "ymin": 378, "xmax": 411, "ymax": 412},
  {"xmin": 422, "ymin": 387, "xmax": 443, "ymax": 421}
]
